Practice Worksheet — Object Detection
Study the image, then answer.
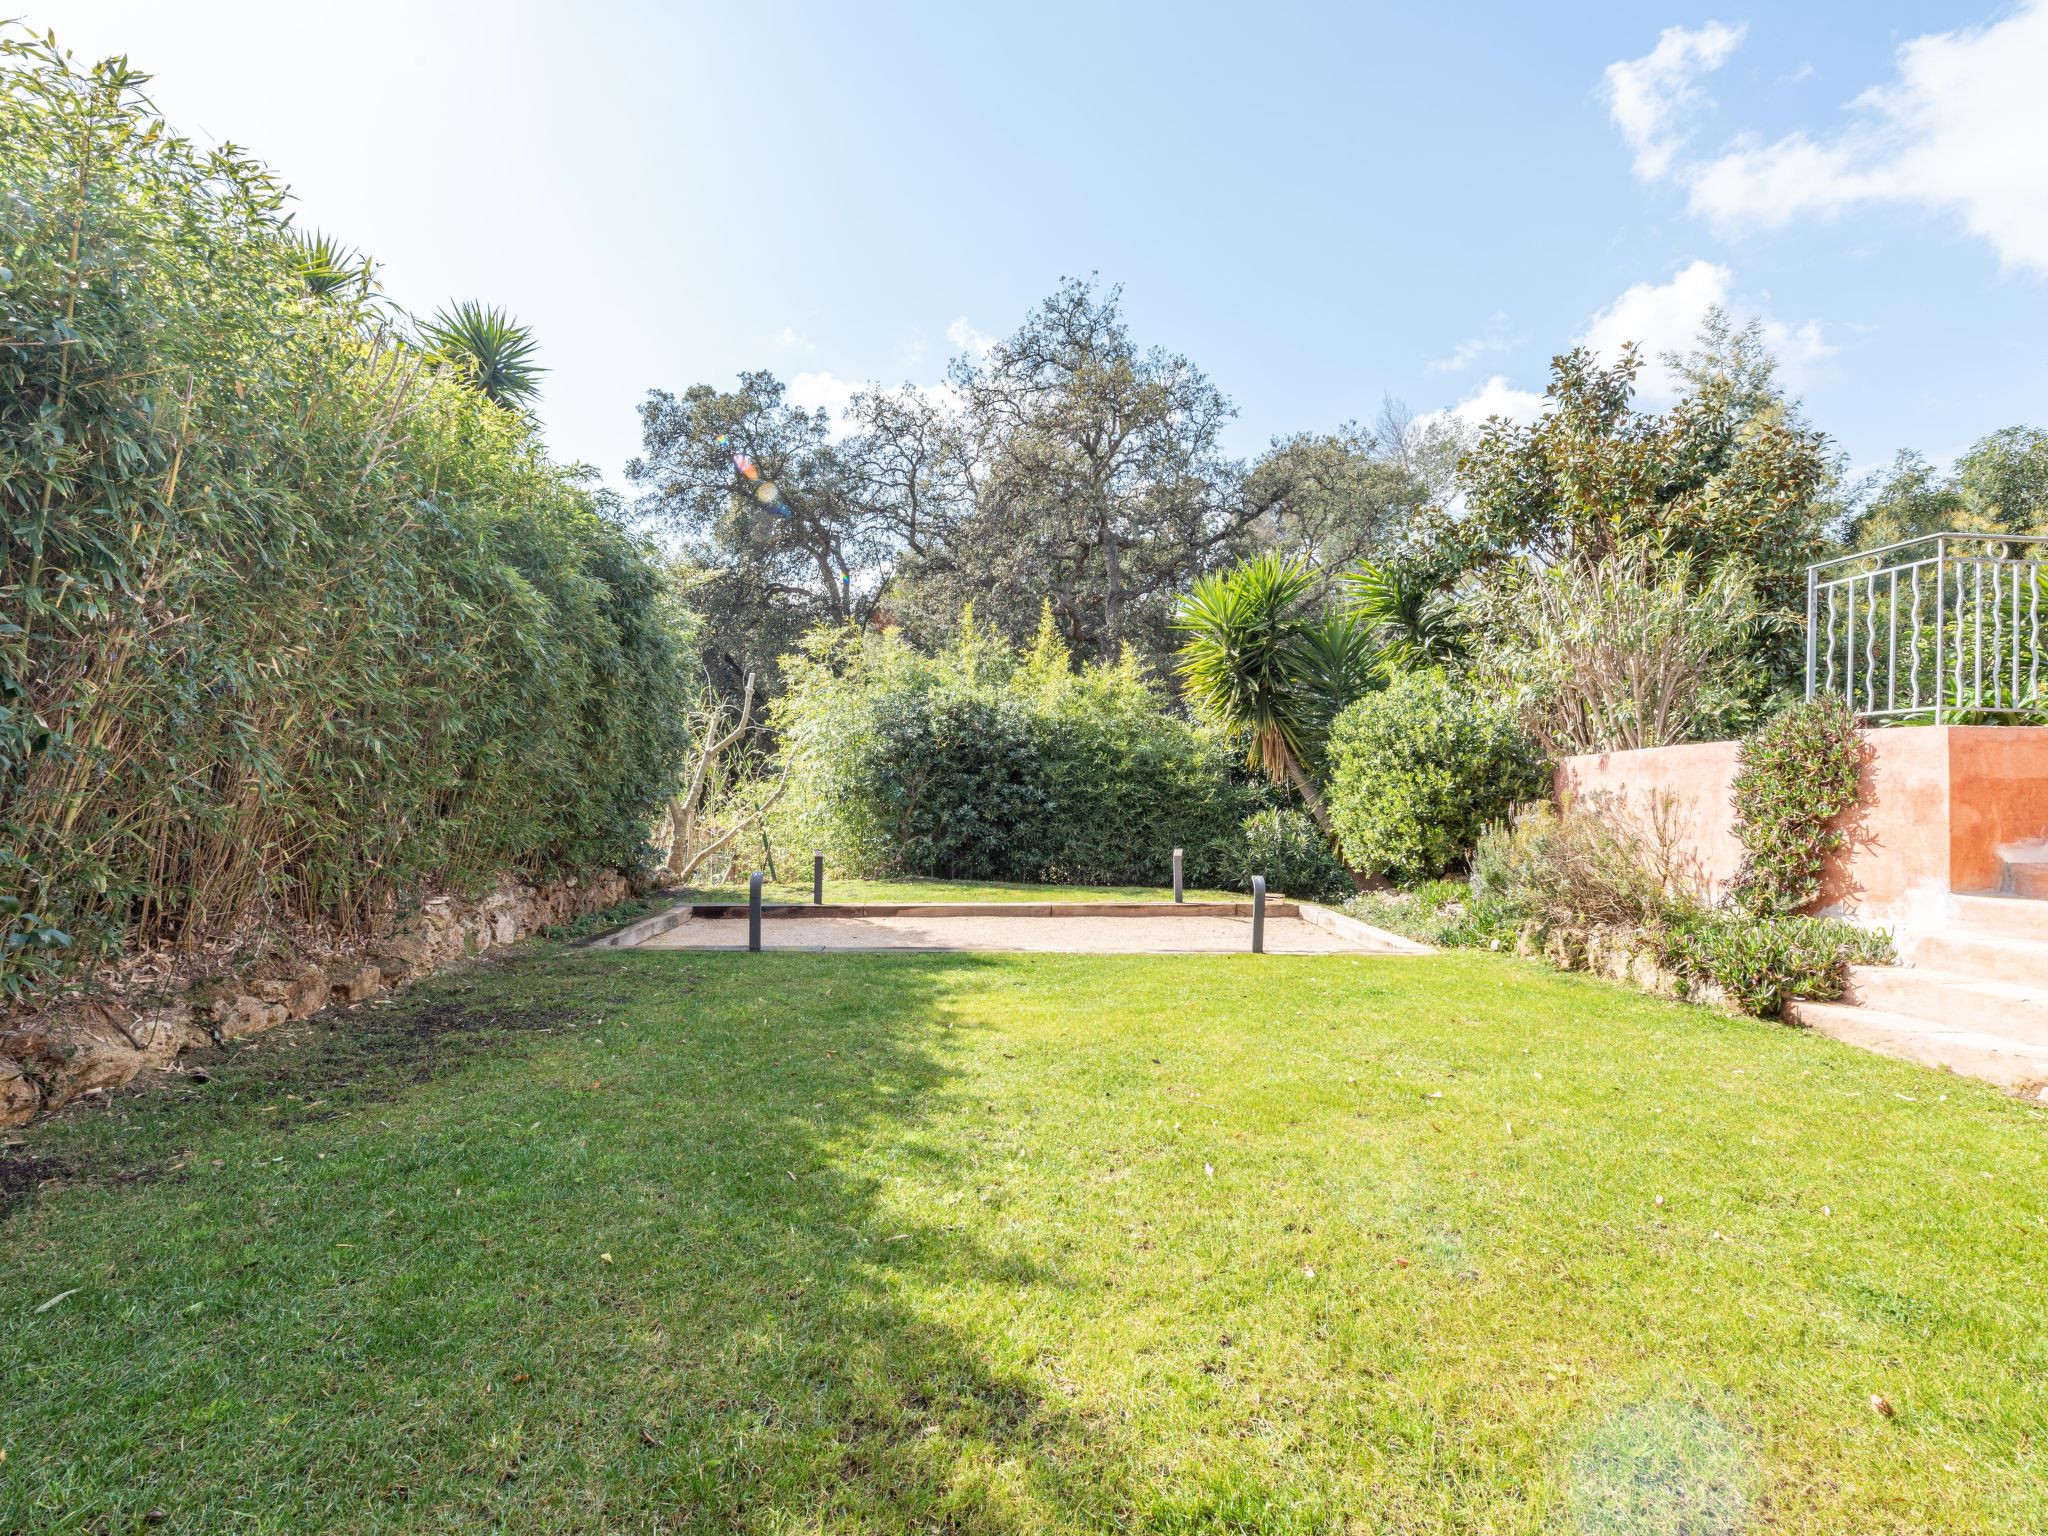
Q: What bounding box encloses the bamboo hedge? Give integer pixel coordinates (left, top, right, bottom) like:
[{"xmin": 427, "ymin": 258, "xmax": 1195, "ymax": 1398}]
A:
[{"xmin": 0, "ymin": 31, "xmax": 694, "ymax": 999}]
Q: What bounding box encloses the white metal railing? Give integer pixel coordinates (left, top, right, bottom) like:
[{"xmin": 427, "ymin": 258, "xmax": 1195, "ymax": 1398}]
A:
[{"xmin": 1806, "ymin": 533, "xmax": 2048, "ymax": 721}]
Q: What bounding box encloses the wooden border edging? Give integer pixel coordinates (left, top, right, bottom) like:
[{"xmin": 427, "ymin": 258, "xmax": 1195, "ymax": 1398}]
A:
[{"xmin": 582, "ymin": 898, "xmax": 697, "ymax": 949}]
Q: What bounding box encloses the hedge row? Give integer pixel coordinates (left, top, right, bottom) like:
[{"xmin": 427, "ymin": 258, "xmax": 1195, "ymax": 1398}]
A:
[{"xmin": 0, "ymin": 36, "xmax": 694, "ymax": 997}]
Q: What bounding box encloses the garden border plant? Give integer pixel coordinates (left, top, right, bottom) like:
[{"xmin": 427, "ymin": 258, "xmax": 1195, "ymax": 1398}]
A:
[{"xmin": 1727, "ymin": 695, "xmax": 1864, "ymax": 916}]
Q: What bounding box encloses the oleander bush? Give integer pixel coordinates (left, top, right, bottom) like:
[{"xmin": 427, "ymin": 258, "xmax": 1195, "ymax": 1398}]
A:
[
  {"xmin": 0, "ymin": 33, "xmax": 694, "ymax": 998},
  {"xmin": 1236, "ymin": 807, "xmax": 1352, "ymax": 901},
  {"xmin": 772, "ymin": 613, "xmax": 1262, "ymax": 888}
]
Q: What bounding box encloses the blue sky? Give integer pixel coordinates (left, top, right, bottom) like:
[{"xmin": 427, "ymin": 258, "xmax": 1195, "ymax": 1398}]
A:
[{"xmin": 43, "ymin": 0, "xmax": 2048, "ymax": 490}]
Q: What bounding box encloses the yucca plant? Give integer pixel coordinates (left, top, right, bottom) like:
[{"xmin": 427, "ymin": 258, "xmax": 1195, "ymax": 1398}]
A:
[
  {"xmin": 289, "ymin": 228, "xmax": 370, "ymax": 300},
  {"xmin": 1173, "ymin": 552, "xmax": 1375, "ymax": 842},
  {"xmin": 1343, "ymin": 559, "xmax": 1465, "ymax": 673},
  {"xmin": 421, "ymin": 300, "xmax": 544, "ymax": 409}
]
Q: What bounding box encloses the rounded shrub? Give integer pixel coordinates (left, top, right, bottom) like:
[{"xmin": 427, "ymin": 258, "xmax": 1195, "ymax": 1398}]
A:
[
  {"xmin": 1325, "ymin": 670, "xmax": 1546, "ymax": 883},
  {"xmin": 1237, "ymin": 808, "xmax": 1351, "ymax": 901}
]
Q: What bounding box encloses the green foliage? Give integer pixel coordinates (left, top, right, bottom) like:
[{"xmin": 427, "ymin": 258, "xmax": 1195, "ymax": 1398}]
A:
[
  {"xmin": 1467, "ymin": 799, "xmax": 1685, "ymax": 934},
  {"xmin": 1325, "ymin": 671, "xmax": 1545, "ymax": 882},
  {"xmin": 0, "ymin": 31, "xmax": 692, "ymax": 997},
  {"xmin": 422, "ymin": 299, "xmax": 546, "ymax": 409},
  {"xmin": 1446, "ymin": 346, "xmax": 1831, "ymax": 616},
  {"xmin": 1346, "ymin": 878, "xmax": 1520, "ymax": 949},
  {"xmin": 774, "ymin": 613, "xmax": 1259, "ymax": 888},
  {"xmin": 1172, "ymin": 552, "xmax": 1376, "ymax": 862},
  {"xmin": 1846, "ymin": 429, "xmax": 2048, "ymax": 548},
  {"xmin": 1237, "ymin": 808, "xmax": 1350, "ymax": 901},
  {"xmin": 1438, "ymin": 799, "xmax": 1891, "ymax": 1018},
  {"xmin": 289, "ymin": 228, "xmax": 371, "ymax": 301},
  {"xmin": 1341, "ymin": 559, "xmax": 1465, "ymax": 672},
  {"xmin": 1666, "ymin": 913, "xmax": 1893, "ymax": 1017},
  {"xmin": 1730, "ymin": 697, "xmax": 1863, "ymax": 915},
  {"xmin": 1469, "ymin": 543, "xmax": 1767, "ymax": 755}
]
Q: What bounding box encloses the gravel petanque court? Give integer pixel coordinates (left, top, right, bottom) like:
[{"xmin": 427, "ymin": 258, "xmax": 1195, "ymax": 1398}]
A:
[{"xmin": 621, "ymin": 902, "xmax": 1429, "ymax": 955}]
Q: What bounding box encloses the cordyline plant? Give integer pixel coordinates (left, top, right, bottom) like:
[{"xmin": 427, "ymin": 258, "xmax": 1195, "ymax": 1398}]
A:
[
  {"xmin": 0, "ymin": 28, "xmax": 693, "ymax": 1000},
  {"xmin": 1172, "ymin": 552, "xmax": 1376, "ymax": 842}
]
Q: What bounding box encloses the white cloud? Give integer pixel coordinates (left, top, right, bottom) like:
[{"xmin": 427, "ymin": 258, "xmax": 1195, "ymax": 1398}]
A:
[
  {"xmin": 1423, "ymin": 261, "xmax": 1834, "ymax": 426},
  {"xmin": 786, "ymin": 369, "xmax": 860, "ymax": 423},
  {"xmin": 1578, "ymin": 259, "xmax": 1732, "ymax": 400},
  {"xmin": 1603, "ymin": 20, "xmax": 1747, "ymax": 180},
  {"xmin": 946, "ymin": 316, "xmax": 996, "ymax": 357},
  {"xmin": 1614, "ymin": 4, "xmax": 2048, "ymax": 275},
  {"xmin": 777, "ymin": 325, "xmax": 808, "ymax": 347},
  {"xmin": 1578, "ymin": 259, "xmax": 1834, "ymax": 402},
  {"xmin": 1433, "ymin": 374, "xmax": 1549, "ymax": 431}
]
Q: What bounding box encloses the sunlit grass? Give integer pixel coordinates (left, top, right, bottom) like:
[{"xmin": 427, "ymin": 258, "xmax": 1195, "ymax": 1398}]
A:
[{"xmin": 3, "ymin": 943, "xmax": 2043, "ymax": 1532}]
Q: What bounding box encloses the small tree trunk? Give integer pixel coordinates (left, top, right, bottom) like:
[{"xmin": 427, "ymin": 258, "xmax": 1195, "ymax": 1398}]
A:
[{"xmin": 1281, "ymin": 752, "xmax": 1375, "ymax": 893}]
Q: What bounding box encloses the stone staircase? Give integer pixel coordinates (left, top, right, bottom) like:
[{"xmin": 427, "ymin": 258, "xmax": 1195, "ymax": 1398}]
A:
[{"xmin": 1789, "ymin": 866, "xmax": 2048, "ymax": 1098}]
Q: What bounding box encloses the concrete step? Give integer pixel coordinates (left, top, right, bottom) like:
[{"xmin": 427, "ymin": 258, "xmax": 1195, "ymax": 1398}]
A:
[
  {"xmin": 2012, "ymin": 862, "xmax": 2048, "ymax": 901},
  {"xmin": 1787, "ymin": 1001, "xmax": 2048, "ymax": 1097},
  {"xmin": 1902, "ymin": 928, "xmax": 2048, "ymax": 986},
  {"xmin": 1946, "ymin": 892, "xmax": 2048, "ymax": 943},
  {"xmin": 1844, "ymin": 966, "xmax": 2048, "ymax": 1046}
]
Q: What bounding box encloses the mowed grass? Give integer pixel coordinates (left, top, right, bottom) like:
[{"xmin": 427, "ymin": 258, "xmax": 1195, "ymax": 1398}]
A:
[
  {"xmin": 2, "ymin": 944, "xmax": 2044, "ymax": 1534},
  {"xmin": 685, "ymin": 876, "xmax": 1249, "ymax": 905}
]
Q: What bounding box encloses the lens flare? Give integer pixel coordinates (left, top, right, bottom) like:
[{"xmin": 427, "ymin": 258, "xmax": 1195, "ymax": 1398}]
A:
[{"xmin": 715, "ymin": 435, "xmax": 792, "ymax": 517}]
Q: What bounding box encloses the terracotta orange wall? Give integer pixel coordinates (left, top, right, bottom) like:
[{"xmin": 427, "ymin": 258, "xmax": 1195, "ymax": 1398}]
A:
[
  {"xmin": 1946, "ymin": 728, "xmax": 2048, "ymax": 891},
  {"xmin": 1554, "ymin": 740, "xmax": 1746, "ymax": 899},
  {"xmin": 1555, "ymin": 726, "xmax": 2048, "ymax": 927}
]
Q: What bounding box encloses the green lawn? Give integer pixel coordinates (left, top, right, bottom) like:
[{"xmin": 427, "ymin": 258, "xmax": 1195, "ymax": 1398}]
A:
[
  {"xmin": 684, "ymin": 876, "xmax": 1250, "ymax": 905},
  {"xmin": 2, "ymin": 942, "xmax": 2043, "ymax": 1533}
]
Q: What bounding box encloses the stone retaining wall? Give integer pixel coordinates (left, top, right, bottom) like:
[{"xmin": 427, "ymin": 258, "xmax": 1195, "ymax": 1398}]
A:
[{"xmin": 0, "ymin": 870, "xmax": 633, "ymax": 1127}]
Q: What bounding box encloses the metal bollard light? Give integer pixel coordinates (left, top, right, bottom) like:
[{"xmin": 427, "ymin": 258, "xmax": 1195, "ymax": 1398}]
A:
[
  {"xmin": 813, "ymin": 851, "xmax": 824, "ymax": 906},
  {"xmin": 1172, "ymin": 847, "xmax": 1184, "ymax": 903},
  {"xmin": 749, "ymin": 871, "xmax": 763, "ymax": 952},
  {"xmin": 1251, "ymin": 875, "xmax": 1265, "ymax": 953}
]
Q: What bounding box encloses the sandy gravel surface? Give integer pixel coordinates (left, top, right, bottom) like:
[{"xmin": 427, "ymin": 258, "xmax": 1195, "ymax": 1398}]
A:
[{"xmin": 634, "ymin": 911, "xmax": 1419, "ymax": 955}]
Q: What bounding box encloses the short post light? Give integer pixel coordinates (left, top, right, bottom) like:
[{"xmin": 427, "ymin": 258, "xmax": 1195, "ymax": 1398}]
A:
[
  {"xmin": 1172, "ymin": 847, "xmax": 1184, "ymax": 903},
  {"xmin": 1251, "ymin": 875, "xmax": 1266, "ymax": 954},
  {"xmin": 813, "ymin": 851, "xmax": 825, "ymax": 906},
  {"xmin": 748, "ymin": 871, "xmax": 763, "ymax": 952}
]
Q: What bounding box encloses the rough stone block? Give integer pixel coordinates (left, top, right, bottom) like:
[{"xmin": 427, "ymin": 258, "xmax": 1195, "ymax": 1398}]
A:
[
  {"xmin": 327, "ymin": 962, "xmax": 383, "ymax": 1004},
  {"xmin": 215, "ymin": 994, "xmax": 288, "ymax": 1041},
  {"xmin": 0, "ymin": 1056, "xmax": 40, "ymax": 1128}
]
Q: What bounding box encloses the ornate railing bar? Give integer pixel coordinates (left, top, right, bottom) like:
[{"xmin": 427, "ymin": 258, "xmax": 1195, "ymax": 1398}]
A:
[{"xmin": 1806, "ymin": 533, "xmax": 2048, "ymax": 721}]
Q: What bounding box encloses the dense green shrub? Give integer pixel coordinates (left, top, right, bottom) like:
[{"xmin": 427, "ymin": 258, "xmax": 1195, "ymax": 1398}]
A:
[
  {"xmin": 0, "ymin": 34, "xmax": 694, "ymax": 997},
  {"xmin": 1325, "ymin": 670, "xmax": 1545, "ymax": 882},
  {"xmin": 1730, "ymin": 696, "xmax": 1863, "ymax": 915},
  {"xmin": 1237, "ymin": 808, "xmax": 1351, "ymax": 901},
  {"xmin": 773, "ymin": 615, "xmax": 1260, "ymax": 887},
  {"xmin": 1667, "ymin": 913, "xmax": 1893, "ymax": 1016},
  {"xmin": 1468, "ymin": 544, "xmax": 1768, "ymax": 755}
]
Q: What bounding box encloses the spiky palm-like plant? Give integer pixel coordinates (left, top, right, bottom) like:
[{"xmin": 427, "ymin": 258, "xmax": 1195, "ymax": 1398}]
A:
[
  {"xmin": 1343, "ymin": 559, "xmax": 1465, "ymax": 673},
  {"xmin": 1173, "ymin": 552, "xmax": 1375, "ymax": 843},
  {"xmin": 422, "ymin": 301, "xmax": 544, "ymax": 409},
  {"xmin": 289, "ymin": 229, "xmax": 371, "ymax": 300}
]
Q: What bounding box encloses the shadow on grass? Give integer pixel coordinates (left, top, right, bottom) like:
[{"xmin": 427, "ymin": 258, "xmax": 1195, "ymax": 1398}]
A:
[{"xmin": 0, "ymin": 946, "xmax": 1157, "ymax": 1534}]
